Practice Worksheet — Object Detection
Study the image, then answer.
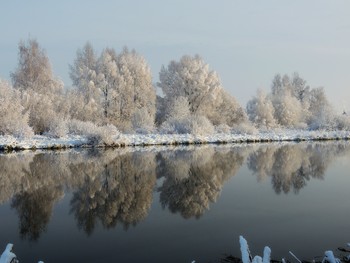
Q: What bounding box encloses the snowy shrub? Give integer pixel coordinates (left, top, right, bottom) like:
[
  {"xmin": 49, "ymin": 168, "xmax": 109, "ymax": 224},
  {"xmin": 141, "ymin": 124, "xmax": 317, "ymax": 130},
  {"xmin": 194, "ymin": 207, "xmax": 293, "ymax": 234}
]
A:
[
  {"xmin": 160, "ymin": 119, "xmax": 187, "ymax": 134},
  {"xmin": 232, "ymin": 121, "xmax": 257, "ymax": 135},
  {"xmin": 46, "ymin": 117, "xmax": 68, "ymax": 138},
  {"xmin": 160, "ymin": 115, "xmax": 214, "ymax": 135},
  {"xmin": 132, "ymin": 107, "xmax": 155, "ymax": 134},
  {"xmin": 89, "ymin": 124, "xmax": 120, "ymax": 145},
  {"xmin": 215, "ymin": 124, "xmax": 232, "ymax": 134},
  {"xmin": 68, "ymin": 119, "xmax": 120, "ymax": 145},
  {"xmin": 0, "ymin": 80, "xmax": 34, "ymax": 138},
  {"xmin": 334, "ymin": 114, "xmax": 350, "ymax": 130},
  {"xmin": 190, "ymin": 115, "xmax": 215, "ymax": 135},
  {"xmin": 24, "ymin": 93, "xmax": 58, "ymax": 134}
]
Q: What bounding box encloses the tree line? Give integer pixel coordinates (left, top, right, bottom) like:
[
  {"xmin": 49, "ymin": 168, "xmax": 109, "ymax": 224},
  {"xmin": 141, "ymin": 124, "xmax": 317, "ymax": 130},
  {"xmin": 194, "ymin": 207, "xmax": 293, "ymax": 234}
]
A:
[{"xmin": 0, "ymin": 38, "xmax": 348, "ymax": 138}]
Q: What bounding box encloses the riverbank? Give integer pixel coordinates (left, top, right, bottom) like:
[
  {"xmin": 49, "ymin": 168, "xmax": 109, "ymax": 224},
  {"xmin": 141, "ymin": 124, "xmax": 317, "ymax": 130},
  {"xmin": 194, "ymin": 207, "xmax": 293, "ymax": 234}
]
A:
[{"xmin": 1, "ymin": 129, "xmax": 350, "ymax": 151}]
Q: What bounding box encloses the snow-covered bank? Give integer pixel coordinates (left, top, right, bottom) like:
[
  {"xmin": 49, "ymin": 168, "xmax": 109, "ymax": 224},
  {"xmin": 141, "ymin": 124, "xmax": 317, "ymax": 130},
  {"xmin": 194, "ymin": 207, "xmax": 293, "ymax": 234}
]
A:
[{"xmin": 1, "ymin": 129, "xmax": 350, "ymax": 151}]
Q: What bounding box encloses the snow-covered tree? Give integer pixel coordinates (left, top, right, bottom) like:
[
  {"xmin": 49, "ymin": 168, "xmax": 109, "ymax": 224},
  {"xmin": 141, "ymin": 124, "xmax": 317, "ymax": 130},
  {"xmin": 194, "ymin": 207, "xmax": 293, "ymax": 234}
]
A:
[
  {"xmin": 306, "ymin": 87, "xmax": 334, "ymax": 129},
  {"xmin": 165, "ymin": 96, "xmax": 190, "ymax": 120},
  {"xmin": 69, "ymin": 42, "xmax": 102, "ymax": 123},
  {"xmin": 158, "ymin": 55, "xmax": 246, "ymax": 127},
  {"xmin": 70, "ymin": 45, "xmax": 156, "ymax": 132},
  {"xmin": 69, "ymin": 42, "xmax": 98, "ymax": 97},
  {"xmin": 272, "ymin": 89, "xmax": 305, "ymax": 128},
  {"xmin": 11, "ymin": 39, "xmax": 63, "ymax": 95},
  {"xmin": 11, "ymin": 38, "xmax": 66, "ymax": 134},
  {"xmin": 96, "ymin": 48, "xmax": 119, "ymax": 122},
  {"xmin": 246, "ymin": 89, "xmax": 276, "ymax": 129},
  {"xmin": 115, "ymin": 47, "xmax": 156, "ymax": 131},
  {"xmin": 252, "ymin": 72, "xmax": 334, "ymax": 129},
  {"xmin": 0, "ymin": 79, "xmax": 33, "ymax": 137}
]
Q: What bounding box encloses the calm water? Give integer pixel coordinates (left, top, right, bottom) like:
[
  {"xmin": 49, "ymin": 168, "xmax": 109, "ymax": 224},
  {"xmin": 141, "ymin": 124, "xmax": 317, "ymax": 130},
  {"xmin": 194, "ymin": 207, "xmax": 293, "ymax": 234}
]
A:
[{"xmin": 0, "ymin": 142, "xmax": 349, "ymax": 263}]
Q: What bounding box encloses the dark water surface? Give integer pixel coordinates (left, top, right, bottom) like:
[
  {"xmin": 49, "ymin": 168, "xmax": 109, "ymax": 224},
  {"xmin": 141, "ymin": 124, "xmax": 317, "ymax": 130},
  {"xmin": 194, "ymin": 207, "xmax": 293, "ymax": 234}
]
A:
[{"xmin": 0, "ymin": 142, "xmax": 349, "ymax": 263}]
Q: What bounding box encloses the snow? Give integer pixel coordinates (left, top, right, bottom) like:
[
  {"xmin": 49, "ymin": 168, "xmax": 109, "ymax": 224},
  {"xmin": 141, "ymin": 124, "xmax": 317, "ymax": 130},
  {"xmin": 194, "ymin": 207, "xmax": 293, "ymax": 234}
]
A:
[
  {"xmin": 1, "ymin": 129, "xmax": 350, "ymax": 151},
  {"xmin": 322, "ymin": 250, "xmax": 341, "ymax": 263},
  {"xmin": 0, "ymin": 244, "xmax": 43, "ymax": 263},
  {"xmin": 0, "ymin": 244, "xmax": 17, "ymax": 263},
  {"xmin": 263, "ymin": 247, "xmax": 271, "ymax": 263},
  {"xmin": 239, "ymin": 236, "xmax": 271, "ymax": 263},
  {"xmin": 240, "ymin": 236, "xmax": 251, "ymax": 263}
]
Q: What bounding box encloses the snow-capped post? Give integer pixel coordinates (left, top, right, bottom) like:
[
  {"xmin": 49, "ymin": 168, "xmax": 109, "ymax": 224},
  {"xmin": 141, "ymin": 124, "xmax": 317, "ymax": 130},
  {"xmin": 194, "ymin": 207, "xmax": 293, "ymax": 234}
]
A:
[
  {"xmin": 322, "ymin": 250, "xmax": 341, "ymax": 263},
  {"xmin": 0, "ymin": 243, "xmax": 18, "ymax": 263},
  {"xmin": 240, "ymin": 236, "xmax": 252, "ymax": 263},
  {"xmin": 263, "ymin": 246, "xmax": 271, "ymax": 263},
  {"xmin": 239, "ymin": 236, "xmax": 271, "ymax": 263}
]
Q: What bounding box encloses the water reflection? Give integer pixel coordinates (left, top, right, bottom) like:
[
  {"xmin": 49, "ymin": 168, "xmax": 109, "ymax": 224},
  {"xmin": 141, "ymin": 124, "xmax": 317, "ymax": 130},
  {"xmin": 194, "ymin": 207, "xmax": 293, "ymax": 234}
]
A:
[
  {"xmin": 0, "ymin": 142, "xmax": 349, "ymax": 240},
  {"xmin": 157, "ymin": 147, "xmax": 247, "ymax": 218},
  {"xmin": 247, "ymin": 143, "xmax": 349, "ymax": 194},
  {"xmin": 70, "ymin": 151, "xmax": 156, "ymax": 234}
]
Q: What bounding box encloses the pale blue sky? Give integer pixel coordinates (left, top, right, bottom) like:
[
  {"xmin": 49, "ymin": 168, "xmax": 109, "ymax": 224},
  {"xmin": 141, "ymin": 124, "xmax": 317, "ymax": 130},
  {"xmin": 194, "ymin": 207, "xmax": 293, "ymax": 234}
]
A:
[{"xmin": 1, "ymin": 0, "xmax": 350, "ymax": 110}]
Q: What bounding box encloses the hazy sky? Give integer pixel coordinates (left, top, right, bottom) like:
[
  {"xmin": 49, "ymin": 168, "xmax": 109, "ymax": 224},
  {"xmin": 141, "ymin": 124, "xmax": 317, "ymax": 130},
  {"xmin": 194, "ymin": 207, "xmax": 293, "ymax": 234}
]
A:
[{"xmin": 1, "ymin": 0, "xmax": 350, "ymax": 110}]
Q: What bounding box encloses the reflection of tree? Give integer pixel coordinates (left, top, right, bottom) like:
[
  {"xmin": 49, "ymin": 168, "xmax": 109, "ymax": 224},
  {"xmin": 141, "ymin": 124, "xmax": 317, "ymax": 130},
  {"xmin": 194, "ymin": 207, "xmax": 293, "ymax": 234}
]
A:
[
  {"xmin": 8, "ymin": 153, "xmax": 66, "ymax": 241},
  {"xmin": 70, "ymin": 152, "xmax": 156, "ymax": 235},
  {"xmin": 0, "ymin": 153, "xmax": 34, "ymax": 204},
  {"xmin": 247, "ymin": 142, "xmax": 350, "ymax": 194},
  {"xmin": 11, "ymin": 186, "xmax": 63, "ymax": 241},
  {"xmin": 158, "ymin": 147, "xmax": 245, "ymax": 219},
  {"xmin": 1, "ymin": 142, "xmax": 350, "ymax": 241}
]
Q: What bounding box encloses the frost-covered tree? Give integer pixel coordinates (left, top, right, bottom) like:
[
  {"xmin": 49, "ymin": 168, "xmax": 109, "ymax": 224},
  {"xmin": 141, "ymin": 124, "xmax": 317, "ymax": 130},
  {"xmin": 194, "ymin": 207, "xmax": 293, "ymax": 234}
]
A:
[
  {"xmin": 70, "ymin": 42, "xmax": 98, "ymax": 98},
  {"xmin": 306, "ymin": 87, "xmax": 334, "ymax": 129},
  {"xmin": 115, "ymin": 47, "xmax": 156, "ymax": 131},
  {"xmin": 158, "ymin": 55, "xmax": 246, "ymax": 127},
  {"xmin": 69, "ymin": 42, "xmax": 102, "ymax": 123},
  {"xmin": 96, "ymin": 48, "xmax": 119, "ymax": 122},
  {"xmin": 272, "ymin": 89, "xmax": 305, "ymax": 128},
  {"xmin": 11, "ymin": 39, "xmax": 63, "ymax": 95},
  {"xmin": 0, "ymin": 79, "xmax": 33, "ymax": 137},
  {"xmin": 246, "ymin": 89, "xmax": 276, "ymax": 129},
  {"xmin": 70, "ymin": 45, "xmax": 156, "ymax": 132},
  {"xmin": 250, "ymin": 72, "xmax": 335, "ymax": 129},
  {"xmin": 165, "ymin": 96, "xmax": 190, "ymax": 120},
  {"xmin": 11, "ymin": 38, "xmax": 66, "ymax": 134}
]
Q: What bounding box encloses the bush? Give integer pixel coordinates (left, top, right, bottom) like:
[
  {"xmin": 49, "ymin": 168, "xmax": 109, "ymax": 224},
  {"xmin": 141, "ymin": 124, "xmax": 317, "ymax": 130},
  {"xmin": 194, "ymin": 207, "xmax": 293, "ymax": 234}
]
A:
[
  {"xmin": 132, "ymin": 107, "xmax": 155, "ymax": 134},
  {"xmin": 215, "ymin": 124, "xmax": 232, "ymax": 134},
  {"xmin": 45, "ymin": 117, "xmax": 68, "ymax": 138},
  {"xmin": 160, "ymin": 115, "xmax": 214, "ymax": 136},
  {"xmin": 231, "ymin": 122, "xmax": 257, "ymax": 135},
  {"xmin": 68, "ymin": 119, "xmax": 120, "ymax": 145}
]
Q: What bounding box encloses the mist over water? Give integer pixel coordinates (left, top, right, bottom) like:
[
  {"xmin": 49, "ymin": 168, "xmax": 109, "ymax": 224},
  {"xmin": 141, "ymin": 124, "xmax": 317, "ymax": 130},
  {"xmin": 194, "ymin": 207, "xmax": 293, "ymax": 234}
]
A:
[{"xmin": 0, "ymin": 142, "xmax": 349, "ymax": 262}]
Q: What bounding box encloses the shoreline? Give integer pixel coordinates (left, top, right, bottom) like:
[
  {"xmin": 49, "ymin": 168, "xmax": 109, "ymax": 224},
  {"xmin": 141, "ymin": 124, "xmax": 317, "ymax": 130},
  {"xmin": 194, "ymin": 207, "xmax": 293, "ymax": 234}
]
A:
[{"xmin": 1, "ymin": 129, "xmax": 350, "ymax": 152}]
